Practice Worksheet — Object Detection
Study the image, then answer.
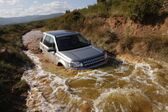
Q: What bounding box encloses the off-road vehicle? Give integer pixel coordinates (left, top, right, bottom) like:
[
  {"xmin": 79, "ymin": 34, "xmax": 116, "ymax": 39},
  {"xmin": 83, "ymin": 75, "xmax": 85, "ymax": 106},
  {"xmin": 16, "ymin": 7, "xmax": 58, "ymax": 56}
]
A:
[{"xmin": 40, "ymin": 30, "xmax": 107, "ymax": 69}]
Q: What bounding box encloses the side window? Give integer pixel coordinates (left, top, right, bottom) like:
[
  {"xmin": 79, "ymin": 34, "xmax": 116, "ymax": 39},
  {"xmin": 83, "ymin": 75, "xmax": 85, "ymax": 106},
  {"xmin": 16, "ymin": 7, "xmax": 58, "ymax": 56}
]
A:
[
  {"xmin": 43, "ymin": 35, "xmax": 55, "ymax": 48},
  {"xmin": 49, "ymin": 37, "xmax": 55, "ymax": 48},
  {"xmin": 43, "ymin": 35, "xmax": 50, "ymax": 47}
]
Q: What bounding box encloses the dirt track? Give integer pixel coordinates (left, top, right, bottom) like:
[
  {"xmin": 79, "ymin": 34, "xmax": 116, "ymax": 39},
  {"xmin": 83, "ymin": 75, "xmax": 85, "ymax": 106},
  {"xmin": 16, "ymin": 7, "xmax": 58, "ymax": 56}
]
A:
[{"xmin": 22, "ymin": 30, "xmax": 42, "ymax": 53}]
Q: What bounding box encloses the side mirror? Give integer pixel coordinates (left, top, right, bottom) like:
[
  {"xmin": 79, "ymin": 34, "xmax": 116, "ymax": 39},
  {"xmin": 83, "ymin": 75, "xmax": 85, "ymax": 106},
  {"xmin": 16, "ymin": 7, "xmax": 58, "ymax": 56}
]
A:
[{"xmin": 47, "ymin": 47, "xmax": 56, "ymax": 52}]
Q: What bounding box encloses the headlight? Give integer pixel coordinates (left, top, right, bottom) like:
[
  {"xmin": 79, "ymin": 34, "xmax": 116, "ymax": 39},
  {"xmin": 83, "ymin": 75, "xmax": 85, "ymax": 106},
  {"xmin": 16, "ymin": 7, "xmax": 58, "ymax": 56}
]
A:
[{"xmin": 69, "ymin": 62, "xmax": 83, "ymax": 68}]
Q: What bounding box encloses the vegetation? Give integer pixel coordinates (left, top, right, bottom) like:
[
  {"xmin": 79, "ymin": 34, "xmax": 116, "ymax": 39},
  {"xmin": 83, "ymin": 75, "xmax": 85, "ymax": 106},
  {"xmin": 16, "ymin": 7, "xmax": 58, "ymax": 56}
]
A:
[
  {"xmin": 0, "ymin": 23, "xmax": 44, "ymax": 111},
  {"xmin": 81, "ymin": 0, "xmax": 164, "ymax": 22},
  {"xmin": 128, "ymin": 0, "xmax": 163, "ymax": 22}
]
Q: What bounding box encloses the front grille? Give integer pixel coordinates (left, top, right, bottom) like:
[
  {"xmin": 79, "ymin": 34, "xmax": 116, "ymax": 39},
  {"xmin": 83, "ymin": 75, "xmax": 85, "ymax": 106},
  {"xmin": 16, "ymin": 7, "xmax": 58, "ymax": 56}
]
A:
[{"xmin": 82, "ymin": 55, "xmax": 105, "ymax": 67}]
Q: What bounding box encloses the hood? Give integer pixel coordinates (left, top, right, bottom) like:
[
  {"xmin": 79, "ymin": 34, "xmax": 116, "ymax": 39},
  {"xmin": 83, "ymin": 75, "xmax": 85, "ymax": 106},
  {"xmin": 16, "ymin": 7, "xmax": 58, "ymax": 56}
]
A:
[{"xmin": 59, "ymin": 46, "xmax": 104, "ymax": 62}]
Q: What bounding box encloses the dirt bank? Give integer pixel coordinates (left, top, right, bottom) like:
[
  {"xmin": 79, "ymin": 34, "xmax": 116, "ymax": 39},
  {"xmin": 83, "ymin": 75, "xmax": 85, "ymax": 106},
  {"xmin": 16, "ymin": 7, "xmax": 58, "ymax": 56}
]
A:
[
  {"xmin": 105, "ymin": 17, "xmax": 168, "ymax": 38},
  {"xmin": 78, "ymin": 16, "xmax": 168, "ymax": 62}
]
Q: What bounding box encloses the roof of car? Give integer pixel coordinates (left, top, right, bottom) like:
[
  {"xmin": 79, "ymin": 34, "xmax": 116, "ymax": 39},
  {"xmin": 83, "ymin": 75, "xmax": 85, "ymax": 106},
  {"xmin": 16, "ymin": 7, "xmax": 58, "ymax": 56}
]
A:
[{"xmin": 45, "ymin": 30, "xmax": 79, "ymax": 37}]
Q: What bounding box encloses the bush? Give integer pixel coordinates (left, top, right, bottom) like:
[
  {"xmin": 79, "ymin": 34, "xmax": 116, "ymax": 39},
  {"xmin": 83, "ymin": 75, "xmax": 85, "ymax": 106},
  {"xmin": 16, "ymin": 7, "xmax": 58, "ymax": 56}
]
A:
[
  {"xmin": 107, "ymin": 0, "xmax": 130, "ymax": 17},
  {"xmin": 82, "ymin": 0, "xmax": 164, "ymax": 22},
  {"xmin": 12, "ymin": 80, "xmax": 29, "ymax": 95},
  {"xmin": 62, "ymin": 11, "xmax": 85, "ymax": 30},
  {"xmin": 128, "ymin": 0, "xmax": 163, "ymax": 22},
  {"xmin": 80, "ymin": 3, "xmax": 109, "ymax": 17}
]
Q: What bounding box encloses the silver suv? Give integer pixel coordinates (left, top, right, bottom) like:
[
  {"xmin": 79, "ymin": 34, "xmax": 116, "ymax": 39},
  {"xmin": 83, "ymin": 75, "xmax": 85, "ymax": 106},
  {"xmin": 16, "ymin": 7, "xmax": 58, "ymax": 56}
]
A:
[{"xmin": 40, "ymin": 30, "xmax": 107, "ymax": 69}]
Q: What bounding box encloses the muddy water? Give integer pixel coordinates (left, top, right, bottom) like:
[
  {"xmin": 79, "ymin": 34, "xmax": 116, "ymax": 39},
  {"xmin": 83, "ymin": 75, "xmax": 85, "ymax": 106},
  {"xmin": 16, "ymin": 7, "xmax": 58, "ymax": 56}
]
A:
[{"xmin": 22, "ymin": 51, "xmax": 168, "ymax": 112}]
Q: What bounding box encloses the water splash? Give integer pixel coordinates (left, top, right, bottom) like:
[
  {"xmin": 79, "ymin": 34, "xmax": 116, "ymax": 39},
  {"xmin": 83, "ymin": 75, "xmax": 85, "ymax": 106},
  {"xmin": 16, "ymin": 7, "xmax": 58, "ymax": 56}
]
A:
[
  {"xmin": 22, "ymin": 51, "xmax": 168, "ymax": 112},
  {"xmin": 93, "ymin": 88, "xmax": 152, "ymax": 112}
]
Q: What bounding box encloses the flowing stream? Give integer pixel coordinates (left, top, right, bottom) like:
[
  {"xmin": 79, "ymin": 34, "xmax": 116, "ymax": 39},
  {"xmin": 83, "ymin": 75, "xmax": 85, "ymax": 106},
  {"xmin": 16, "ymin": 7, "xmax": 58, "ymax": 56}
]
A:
[{"xmin": 22, "ymin": 51, "xmax": 168, "ymax": 112}]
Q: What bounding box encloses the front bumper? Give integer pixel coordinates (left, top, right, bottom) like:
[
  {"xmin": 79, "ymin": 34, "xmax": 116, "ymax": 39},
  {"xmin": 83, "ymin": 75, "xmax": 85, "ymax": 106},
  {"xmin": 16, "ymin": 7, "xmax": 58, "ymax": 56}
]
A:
[{"xmin": 70, "ymin": 59, "xmax": 107, "ymax": 70}]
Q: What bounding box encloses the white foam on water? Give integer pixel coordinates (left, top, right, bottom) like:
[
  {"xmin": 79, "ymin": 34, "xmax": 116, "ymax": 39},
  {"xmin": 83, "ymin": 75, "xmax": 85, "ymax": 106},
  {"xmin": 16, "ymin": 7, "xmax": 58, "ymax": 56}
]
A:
[
  {"xmin": 27, "ymin": 88, "xmax": 56, "ymax": 112},
  {"xmin": 77, "ymin": 70, "xmax": 110, "ymax": 78},
  {"xmin": 22, "ymin": 51, "xmax": 168, "ymax": 112},
  {"xmin": 93, "ymin": 88, "xmax": 150, "ymax": 112},
  {"xmin": 166, "ymin": 106, "xmax": 168, "ymax": 111},
  {"xmin": 74, "ymin": 70, "xmax": 114, "ymax": 87},
  {"xmin": 112, "ymin": 102, "xmax": 118, "ymax": 112},
  {"xmin": 135, "ymin": 63, "xmax": 156, "ymax": 80},
  {"xmin": 22, "ymin": 51, "xmax": 83, "ymax": 112},
  {"xmin": 120, "ymin": 104, "xmax": 126, "ymax": 112},
  {"xmin": 136, "ymin": 62, "xmax": 168, "ymax": 94},
  {"xmin": 114, "ymin": 66, "xmax": 129, "ymax": 73},
  {"xmin": 123, "ymin": 61, "xmax": 168, "ymax": 111}
]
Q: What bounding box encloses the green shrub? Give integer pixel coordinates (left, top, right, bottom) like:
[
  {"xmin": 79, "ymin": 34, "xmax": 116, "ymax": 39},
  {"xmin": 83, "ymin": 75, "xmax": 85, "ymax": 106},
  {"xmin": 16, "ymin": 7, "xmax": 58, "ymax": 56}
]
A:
[
  {"xmin": 62, "ymin": 11, "xmax": 85, "ymax": 30},
  {"xmin": 81, "ymin": 0, "xmax": 164, "ymax": 22},
  {"xmin": 0, "ymin": 61, "xmax": 15, "ymax": 73},
  {"xmin": 80, "ymin": 3, "xmax": 109, "ymax": 17},
  {"xmin": 12, "ymin": 80, "xmax": 29, "ymax": 95},
  {"xmin": 94, "ymin": 3, "xmax": 109, "ymax": 17},
  {"xmin": 46, "ymin": 11, "xmax": 85, "ymax": 31},
  {"xmin": 107, "ymin": 0, "xmax": 130, "ymax": 17},
  {"xmin": 128, "ymin": 0, "xmax": 163, "ymax": 22}
]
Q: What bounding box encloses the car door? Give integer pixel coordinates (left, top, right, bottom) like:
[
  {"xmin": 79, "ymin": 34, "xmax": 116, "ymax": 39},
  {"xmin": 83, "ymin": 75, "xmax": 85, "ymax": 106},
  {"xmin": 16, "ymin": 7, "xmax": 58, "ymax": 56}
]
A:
[{"xmin": 43, "ymin": 35, "xmax": 58, "ymax": 64}]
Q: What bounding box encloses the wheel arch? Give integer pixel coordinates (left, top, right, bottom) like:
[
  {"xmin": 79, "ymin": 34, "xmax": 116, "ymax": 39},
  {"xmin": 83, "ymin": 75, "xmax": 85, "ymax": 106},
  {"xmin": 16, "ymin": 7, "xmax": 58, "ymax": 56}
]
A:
[{"xmin": 57, "ymin": 60, "xmax": 69, "ymax": 68}]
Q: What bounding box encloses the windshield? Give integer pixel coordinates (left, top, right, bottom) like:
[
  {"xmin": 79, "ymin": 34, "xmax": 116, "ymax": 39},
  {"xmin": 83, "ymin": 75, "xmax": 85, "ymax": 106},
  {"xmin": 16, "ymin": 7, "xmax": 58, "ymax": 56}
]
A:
[{"xmin": 56, "ymin": 34, "xmax": 91, "ymax": 51}]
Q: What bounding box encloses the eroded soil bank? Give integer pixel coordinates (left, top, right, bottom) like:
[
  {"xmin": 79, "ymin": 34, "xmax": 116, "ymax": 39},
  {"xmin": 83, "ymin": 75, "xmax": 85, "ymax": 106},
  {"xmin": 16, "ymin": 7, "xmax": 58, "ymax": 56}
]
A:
[{"xmin": 22, "ymin": 50, "xmax": 168, "ymax": 112}]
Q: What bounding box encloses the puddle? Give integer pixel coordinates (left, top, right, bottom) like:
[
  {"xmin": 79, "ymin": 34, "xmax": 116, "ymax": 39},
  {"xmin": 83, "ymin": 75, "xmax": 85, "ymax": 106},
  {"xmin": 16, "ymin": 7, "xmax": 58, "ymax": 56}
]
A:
[{"xmin": 22, "ymin": 51, "xmax": 168, "ymax": 112}]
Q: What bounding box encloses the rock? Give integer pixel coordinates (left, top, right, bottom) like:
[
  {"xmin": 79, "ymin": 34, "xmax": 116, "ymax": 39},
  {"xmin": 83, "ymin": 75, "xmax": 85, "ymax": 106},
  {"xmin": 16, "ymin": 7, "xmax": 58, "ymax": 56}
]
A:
[{"xmin": 22, "ymin": 30, "xmax": 43, "ymax": 53}]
